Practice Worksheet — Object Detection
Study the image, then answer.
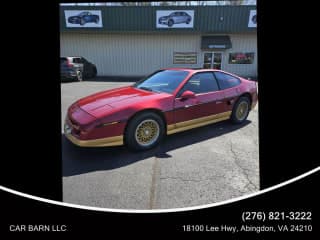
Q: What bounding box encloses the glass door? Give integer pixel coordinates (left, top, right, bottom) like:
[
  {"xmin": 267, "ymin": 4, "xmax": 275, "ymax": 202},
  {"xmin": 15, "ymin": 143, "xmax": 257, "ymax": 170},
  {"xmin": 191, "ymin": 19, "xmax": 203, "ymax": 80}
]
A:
[
  {"xmin": 213, "ymin": 52, "xmax": 222, "ymax": 69},
  {"xmin": 203, "ymin": 52, "xmax": 222, "ymax": 69},
  {"xmin": 203, "ymin": 52, "xmax": 213, "ymax": 69}
]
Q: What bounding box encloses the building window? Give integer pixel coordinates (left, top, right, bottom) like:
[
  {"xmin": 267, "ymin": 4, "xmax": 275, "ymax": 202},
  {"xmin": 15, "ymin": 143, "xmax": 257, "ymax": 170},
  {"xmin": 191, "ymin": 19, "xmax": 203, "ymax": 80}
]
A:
[
  {"xmin": 173, "ymin": 52, "xmax": 197, "ymax": 64},
  {"xmin": 229, "ymin": 52, "xmax": 254, "ymax": 64}
]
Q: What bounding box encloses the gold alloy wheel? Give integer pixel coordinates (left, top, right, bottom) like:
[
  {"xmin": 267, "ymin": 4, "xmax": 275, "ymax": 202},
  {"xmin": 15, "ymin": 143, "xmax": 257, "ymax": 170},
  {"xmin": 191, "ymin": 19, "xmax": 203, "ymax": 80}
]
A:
[
  {"xmin": 236, "ymin": 101, "xmax": 249, "ymax": 121},
  {"xmin": 135, "ymin": 119, "xmax": 160, "ymax": 147}
]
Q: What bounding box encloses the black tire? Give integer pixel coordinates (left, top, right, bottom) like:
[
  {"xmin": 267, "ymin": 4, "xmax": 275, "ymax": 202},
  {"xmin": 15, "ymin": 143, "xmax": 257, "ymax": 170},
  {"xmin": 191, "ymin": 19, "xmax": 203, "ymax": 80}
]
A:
[
  {"xmin": 186, "ymin": 19, "xmax": 190, "ymax": 24},
  {"xmin": 168, "ymin": 19, "xmax": 174, "ymax": 27},
  {"xmin": 95, "ymin": 18, "xmax": 99, "ymax": 24},
  {"xmin": 76, "ymin": 70, "xmax": 83, "ymax": 82},
  {"xmin": 80, "ymin": 19, "xmax": 85, "ymax": 25},
  {"xmin": 125, "ymin": 112, "xmax": 165, "ymax": 151},
  {"xmin": 230, "ymin": 96, "xmax": 250, "ymax": 124}
]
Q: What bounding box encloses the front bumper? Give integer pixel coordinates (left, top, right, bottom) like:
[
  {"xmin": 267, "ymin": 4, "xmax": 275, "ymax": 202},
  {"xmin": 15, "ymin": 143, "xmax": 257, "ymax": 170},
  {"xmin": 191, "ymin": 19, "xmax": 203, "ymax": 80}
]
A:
[
  {"xmin": 64, "ymin": 121, "xmax": 123, "ymax": 147},
  {"xmin": 158, "ymin": 19, "xmax": 169, "ymax": 24},
  {"xmin": 64, "ymin": 132, "xmax": 123, "ymax": 147},
  {"xmin": 68, "ymin": 18, "xmax": 79, "ymax": 24}
]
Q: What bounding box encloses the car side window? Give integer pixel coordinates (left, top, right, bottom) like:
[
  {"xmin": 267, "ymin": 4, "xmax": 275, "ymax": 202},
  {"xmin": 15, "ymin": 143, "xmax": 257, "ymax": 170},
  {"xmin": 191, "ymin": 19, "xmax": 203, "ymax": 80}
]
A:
[
  {"xmin": 72, "ymin": 58, "xmax": 81, "ymax": 63},
  {"xmin": 178, "ymin": 72, "xmax": 219, "ymax": 97},
  {"xmin": 214, "ymin": 72, "xmax": 241, "ymax": 90}
]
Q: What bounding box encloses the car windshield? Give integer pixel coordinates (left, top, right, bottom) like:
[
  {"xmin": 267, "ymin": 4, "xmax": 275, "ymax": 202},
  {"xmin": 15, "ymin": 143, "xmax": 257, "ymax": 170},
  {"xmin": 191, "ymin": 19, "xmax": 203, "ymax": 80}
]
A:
[{"xmin": 133, "ymin": 70, "xmax": 189, "ymax": 94}]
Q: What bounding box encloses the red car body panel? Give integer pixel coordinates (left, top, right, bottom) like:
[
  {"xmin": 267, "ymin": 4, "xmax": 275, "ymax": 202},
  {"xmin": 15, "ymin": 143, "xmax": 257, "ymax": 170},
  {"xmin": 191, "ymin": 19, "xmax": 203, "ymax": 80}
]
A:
[
  {"xmin": 64, "ymin": 68, "xmax": 258, "ymax": 146},
  {"xmin": 174, "ymin": 90, "xmax": 226, "ymax": 124}
]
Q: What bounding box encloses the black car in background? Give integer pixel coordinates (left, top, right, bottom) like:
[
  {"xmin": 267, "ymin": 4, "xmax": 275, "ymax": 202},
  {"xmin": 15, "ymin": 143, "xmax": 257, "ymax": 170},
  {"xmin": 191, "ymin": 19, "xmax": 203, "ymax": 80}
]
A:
[
  {"xmin": 68, "ymin": 11, "xmax": 100, "ymax": 25},
  {"xmin": 60, "ymin": 57, "xmax": 97, "ymax": 82},
  {"xmin": 158, "ymin": 11, "xmax": 192, "ymax": 27}
]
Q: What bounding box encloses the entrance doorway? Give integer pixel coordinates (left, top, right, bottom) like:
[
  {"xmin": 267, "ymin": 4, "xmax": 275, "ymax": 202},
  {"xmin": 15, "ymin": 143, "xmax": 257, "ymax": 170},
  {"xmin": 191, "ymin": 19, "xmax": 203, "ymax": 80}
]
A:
[{"xmin": 203, "ymin": 52, "xmax": 222, "ymax": 69}]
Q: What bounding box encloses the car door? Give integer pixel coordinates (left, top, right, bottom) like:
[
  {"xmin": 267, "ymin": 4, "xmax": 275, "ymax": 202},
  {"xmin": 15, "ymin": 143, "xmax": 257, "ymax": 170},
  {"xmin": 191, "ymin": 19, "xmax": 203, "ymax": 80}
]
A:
[
  {"xmin": 173, "ymin": 12, "xmax": 180, "ymax": 23},
  {"xmin": 177, "ymin": 12, "xmax": 184, "ymax": 23},
  {"xmin": 173, "ymin": 72, "xmax": 226, "ymax": 128},
  {"xmin": 213, "ymin": 71, "xmax": 242, "ymax": 112},
  {"xmin": 83, "ymin": 12, "xmax": 90, "ymax": 23},
  {"xmin": 170, "ymin": 12, "xmax": 178, "ymax": 23}
]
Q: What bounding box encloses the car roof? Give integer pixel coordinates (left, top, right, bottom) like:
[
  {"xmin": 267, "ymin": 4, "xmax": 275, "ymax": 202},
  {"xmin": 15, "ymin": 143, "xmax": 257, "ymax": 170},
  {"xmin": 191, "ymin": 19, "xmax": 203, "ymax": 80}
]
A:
[
  {"xmin": 161, "ymin": 68, "xmax": 221, "ymax": 74},
  {"xmin": 61, "ymin": 56, "xmax": 82, "ymax": 59},
  {"xmin": 161, "ymin": 68, "xmax": 243, "ymax": 79}
]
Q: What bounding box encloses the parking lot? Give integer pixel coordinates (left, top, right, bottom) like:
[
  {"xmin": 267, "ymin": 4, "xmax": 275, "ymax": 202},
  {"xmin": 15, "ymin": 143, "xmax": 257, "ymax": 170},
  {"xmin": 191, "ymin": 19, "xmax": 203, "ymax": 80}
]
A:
[{"xmin": 61, "ymin": 80, "xmax": 259, "ymax": 210}]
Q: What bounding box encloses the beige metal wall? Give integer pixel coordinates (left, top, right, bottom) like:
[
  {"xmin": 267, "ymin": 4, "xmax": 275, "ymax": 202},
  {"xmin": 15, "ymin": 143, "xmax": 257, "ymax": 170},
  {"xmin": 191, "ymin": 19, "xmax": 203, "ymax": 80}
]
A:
[
  {"xmin": 224, "ymin": 34, "xmax": 257, "ymax": 77},
  {"xmin": 60, "ymin": 32, "xmax": 257, "ymax": 77}
]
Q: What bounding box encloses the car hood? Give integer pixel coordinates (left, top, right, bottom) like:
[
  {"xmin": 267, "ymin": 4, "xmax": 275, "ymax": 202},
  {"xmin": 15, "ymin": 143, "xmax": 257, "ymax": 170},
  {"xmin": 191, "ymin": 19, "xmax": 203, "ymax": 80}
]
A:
[
  {"xmin": 159, "ymin": 16, "xmax": 169, "ymax": 20},
  {"xmin": 76, "ymin": 86, "xmax": 166, "ymax": 118}
]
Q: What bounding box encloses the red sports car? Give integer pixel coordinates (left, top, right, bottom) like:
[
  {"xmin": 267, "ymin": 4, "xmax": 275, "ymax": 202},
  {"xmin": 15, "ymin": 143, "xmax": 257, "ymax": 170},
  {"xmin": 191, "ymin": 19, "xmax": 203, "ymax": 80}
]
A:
[{"xmin": 64, "ymin": 68, "xmax": 258, "ymax": 151}]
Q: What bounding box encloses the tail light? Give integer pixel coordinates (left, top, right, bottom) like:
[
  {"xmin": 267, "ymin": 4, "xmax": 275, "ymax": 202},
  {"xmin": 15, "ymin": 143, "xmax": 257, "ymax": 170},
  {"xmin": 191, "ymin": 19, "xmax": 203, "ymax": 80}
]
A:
[{"xmin": 66, "ymin": 59, "xmax": 73, "ymax": 67}]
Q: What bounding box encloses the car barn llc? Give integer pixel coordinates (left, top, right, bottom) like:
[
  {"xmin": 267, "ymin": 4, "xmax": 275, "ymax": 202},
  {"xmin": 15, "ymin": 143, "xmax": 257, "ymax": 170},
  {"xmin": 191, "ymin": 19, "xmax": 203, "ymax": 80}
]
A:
[{"xmin": 9, "ymin": 224, "xmax": 67, "ymax": 232}]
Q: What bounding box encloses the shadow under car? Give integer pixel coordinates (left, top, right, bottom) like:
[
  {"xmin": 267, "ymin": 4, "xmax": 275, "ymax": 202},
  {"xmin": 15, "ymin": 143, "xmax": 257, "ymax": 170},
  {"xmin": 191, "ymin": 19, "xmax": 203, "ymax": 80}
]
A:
[{"xmin": 62, "ymin": 119, "xmax": 252, "ymax": 177}]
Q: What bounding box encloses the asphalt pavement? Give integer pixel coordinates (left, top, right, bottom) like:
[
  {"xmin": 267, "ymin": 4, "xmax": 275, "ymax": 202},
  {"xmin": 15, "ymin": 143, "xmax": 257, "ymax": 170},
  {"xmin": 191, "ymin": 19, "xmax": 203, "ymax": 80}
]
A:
[{"xmin": 61, "ymin": 80, "xmax": 259, "ymax": 210}]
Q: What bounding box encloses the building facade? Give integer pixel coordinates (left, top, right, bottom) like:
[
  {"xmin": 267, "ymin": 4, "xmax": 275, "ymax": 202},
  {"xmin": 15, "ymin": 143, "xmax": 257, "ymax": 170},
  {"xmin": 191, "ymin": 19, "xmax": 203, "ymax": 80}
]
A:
[{"xmin": 60, "ymin": 5, "xmax": 257, "ymax": 78}]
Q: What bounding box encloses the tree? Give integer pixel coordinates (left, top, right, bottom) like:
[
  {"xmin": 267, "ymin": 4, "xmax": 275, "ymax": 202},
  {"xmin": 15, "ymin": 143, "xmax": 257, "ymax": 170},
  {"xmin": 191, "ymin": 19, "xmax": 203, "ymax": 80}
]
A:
[
  {"xmin": 120, "ymin": 2, "xmax": 152, "ymax": 6},
  {"xmin": 228, "ymin": 0, "xmax": 245, "ymax": 5}
]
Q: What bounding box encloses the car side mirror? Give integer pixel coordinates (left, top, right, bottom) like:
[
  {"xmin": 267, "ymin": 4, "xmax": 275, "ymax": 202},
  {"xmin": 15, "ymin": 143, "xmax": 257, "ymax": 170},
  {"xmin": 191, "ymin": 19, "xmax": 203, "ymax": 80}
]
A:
[{"xmin": 180, "ymin": 90, "xmax": 195, "ymax": 100}]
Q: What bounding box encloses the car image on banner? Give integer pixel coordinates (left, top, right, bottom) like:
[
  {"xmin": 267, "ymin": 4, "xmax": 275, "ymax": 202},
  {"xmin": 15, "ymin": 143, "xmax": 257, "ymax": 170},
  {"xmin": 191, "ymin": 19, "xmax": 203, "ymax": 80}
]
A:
[
  {"xmin": 248, "ymin": 10, "xmax": 256, "ymax": 28},
  {"xmin": 64, "ymin": 10, "xmax": 103, "ymax": 28},
  {"xmin": 156, "ymin": 10, "xmax": 194, "ymax": 28}
]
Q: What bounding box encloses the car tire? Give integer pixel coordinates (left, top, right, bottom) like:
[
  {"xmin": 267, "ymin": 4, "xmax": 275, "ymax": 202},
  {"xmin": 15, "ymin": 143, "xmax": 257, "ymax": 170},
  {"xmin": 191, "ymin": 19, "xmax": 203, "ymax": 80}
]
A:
[
  {"xmin": 76, "ymin": 71, "xmax": 83, "ymax": 82},
  {"xmin": 80, "ymin": 19, "xmax": 85, "ymax": 25},
  {"xmin": 95, "ymin": 18, "xmax": 99, "ymax": 24},
  {"xmin": 125, "ymin": 112, "xmax": 165, "ymax": 151},
  {"xmin": 230, "ymin": 96, "xmax": 250, "ymax": 124},
  {"xmin": 186, "ymin": 19, "xmax": 190, "ymax": 24},
  {"xmin": 168, "ymin": 19, "xmax": 174, "ymax": 27}
]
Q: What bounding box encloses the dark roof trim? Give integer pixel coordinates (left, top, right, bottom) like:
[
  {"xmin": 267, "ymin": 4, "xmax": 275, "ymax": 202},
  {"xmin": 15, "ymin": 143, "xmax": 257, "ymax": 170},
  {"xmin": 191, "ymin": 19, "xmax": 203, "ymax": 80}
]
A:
[{"xmin": 201, "ymin": 36, "xmax": 232, "ymax": 50}]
